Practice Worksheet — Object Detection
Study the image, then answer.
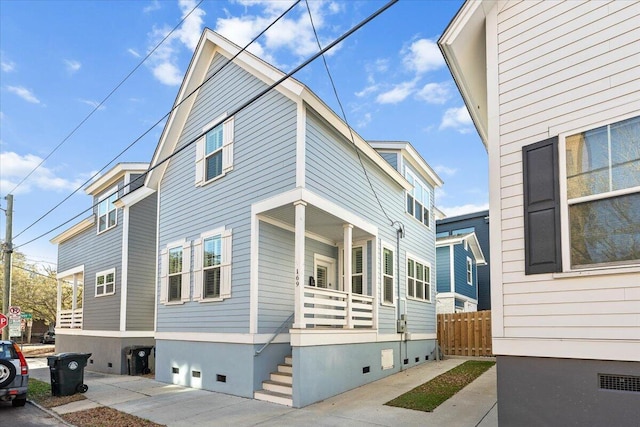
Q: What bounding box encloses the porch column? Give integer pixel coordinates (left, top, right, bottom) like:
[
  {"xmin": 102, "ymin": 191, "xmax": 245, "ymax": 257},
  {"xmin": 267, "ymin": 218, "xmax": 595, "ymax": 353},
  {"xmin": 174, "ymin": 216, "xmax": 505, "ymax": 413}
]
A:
[
  {"xmin": 72, "ymin": 274, "xmax": 78, "ymax": 328},
  {"xmin": 56, "ymin": 279, "xmax": 62, "ymax": 329},
  {"xmin": 344, "ymin": 224, "xmax": 353, "ymax": 328},
  {"xmin": 293, "ymin": 201, "xmax": 307, "ymax": 329}
]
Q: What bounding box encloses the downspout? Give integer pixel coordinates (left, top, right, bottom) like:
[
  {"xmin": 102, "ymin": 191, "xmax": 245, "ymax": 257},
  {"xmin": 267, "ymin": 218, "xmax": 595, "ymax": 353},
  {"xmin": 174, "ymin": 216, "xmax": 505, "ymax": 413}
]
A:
[{"xmin": 392, "ymin": 222, "xmax": 405, "ymax": 371}]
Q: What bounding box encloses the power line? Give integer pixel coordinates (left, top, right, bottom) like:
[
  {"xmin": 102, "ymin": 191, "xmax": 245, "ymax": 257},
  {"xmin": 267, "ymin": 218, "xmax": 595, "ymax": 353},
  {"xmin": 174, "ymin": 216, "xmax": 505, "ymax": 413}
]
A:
[
  {"xmin": 15, "ymin": 0, "xmax": 399, "ymax": 250},
  {"xmin": 5, "ymin": 0, "xmax": 206, "ymax": 197},
  {"xmin": 14, "ymin": 0, "xmax": 303, "ymax": 241},
  {"xmin": 304, "ymin": 0, "xmax": 395, "ymax": 227}
]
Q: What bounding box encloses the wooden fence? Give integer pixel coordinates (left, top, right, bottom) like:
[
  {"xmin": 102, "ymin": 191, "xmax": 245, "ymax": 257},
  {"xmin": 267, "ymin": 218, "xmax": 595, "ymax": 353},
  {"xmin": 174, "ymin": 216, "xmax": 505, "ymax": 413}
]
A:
[{"xmin": 437, "ymin": 310, "xmax": 492, "ymax": 357}]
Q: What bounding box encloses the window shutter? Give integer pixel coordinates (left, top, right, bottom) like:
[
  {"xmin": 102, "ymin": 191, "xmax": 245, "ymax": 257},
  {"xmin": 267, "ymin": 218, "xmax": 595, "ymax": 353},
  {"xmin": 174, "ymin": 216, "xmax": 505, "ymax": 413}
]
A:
[
  {"xmin": 220, "ymin": 229, "xmax": 232, "ymax": 299},
  {"xmin": 160, "ymin": 248, "xmax": 168, "ymax": 303},
  {"xmin": 192, "ymin": 238, "xmax": 203, "ymax": 301},
  {"xmin": 195, "ymin": 136, "xmax": 205, "ymax": 186},
  {"xmin": 222, "ymin": 117, "xmax": 234, "ymax": 173},
  {"xmin": 181, "ymin": 242, "xmax": 191, "ymax": 302},
  {"xmin": 522, "ymin": 136, "xmax": 562, "ymax": 274}
]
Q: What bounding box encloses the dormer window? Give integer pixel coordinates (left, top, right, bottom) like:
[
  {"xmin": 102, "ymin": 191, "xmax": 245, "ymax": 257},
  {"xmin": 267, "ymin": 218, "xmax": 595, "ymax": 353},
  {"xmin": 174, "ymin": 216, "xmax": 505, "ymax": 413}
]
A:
[{"xmin": 97, "ymin": 188, "xmax": 118, "ymax": 233}]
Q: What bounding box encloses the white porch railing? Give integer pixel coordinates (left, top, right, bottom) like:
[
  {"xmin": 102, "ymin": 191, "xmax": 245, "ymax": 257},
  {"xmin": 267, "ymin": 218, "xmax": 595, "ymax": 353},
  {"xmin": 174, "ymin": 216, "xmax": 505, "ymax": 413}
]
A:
[
  {"xmin": 302, "ymin": 286, "xmax": 374, "ymax": 328},
  {"xmin": 58, "ymin": 309, "xmax": 83, "ymax": 329}
]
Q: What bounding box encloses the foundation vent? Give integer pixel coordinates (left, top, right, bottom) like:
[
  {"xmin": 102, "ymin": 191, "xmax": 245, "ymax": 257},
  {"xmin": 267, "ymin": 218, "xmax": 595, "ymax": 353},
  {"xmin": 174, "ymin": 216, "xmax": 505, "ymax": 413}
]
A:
[{"xmin": 599, "ymin": 374, "xmax": 640, "ymax": 393}]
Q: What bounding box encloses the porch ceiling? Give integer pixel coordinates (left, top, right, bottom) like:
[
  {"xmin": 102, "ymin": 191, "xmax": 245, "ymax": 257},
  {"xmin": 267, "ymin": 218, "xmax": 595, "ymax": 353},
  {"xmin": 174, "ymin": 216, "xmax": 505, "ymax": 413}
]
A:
[{"xmin": 261, "ymin": 203, "xmax": 373, "ymax": 244}]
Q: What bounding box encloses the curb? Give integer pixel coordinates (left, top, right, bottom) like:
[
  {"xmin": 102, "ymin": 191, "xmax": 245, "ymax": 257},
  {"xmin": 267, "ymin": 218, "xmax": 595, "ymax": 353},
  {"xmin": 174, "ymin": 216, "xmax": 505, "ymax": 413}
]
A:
[{"xmin": 28, "ymin": 399, "xmax": 76, "ymax": 427}]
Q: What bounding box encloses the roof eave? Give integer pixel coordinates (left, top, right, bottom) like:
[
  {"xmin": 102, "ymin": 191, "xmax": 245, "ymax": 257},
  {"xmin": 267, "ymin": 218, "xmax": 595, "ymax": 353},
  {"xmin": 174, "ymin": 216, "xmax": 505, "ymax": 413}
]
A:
[{"xmin": 50, "ymin": 216, "xmax": 95, "ymax": 245}]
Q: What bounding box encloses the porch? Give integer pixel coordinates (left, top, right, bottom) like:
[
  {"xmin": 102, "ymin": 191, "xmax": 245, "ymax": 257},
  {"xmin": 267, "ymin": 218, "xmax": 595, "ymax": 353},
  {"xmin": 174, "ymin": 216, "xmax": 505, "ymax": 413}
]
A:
[{"xmin": 56, "ymin": 266, "xmax": 84, "ymax": 329}]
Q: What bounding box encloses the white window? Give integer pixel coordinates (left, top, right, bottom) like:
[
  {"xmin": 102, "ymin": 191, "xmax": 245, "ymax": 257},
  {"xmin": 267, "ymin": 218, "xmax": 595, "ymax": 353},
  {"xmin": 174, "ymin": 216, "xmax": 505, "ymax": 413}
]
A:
[
  {"xmin": 97, "ymin": 188, "xmax": 118, "ymax": 233},
  {"xmin": 352, "ymin": 246, "xmax": 364, "ymax": 294},
  {"xmin": 405, "ymin": 170, "xmax": 431, "ymax": 227},
  {"xmin": 195, "ymin": 115, "xmax": 234, "ymax": 186},
  {"xmin": 313, "ymin": 254, "xmax": 336, "ymax": 289},
  {"xmin": 193, "ymin": 228, "xmax": 232, "ymax": 301},
  {"xmin": 95, "ymin": 268, "xmax": 115, "ymax": 297},
  {"xmin": 160, "ymin": 240, "xmax": 191, "ymax": 304},
  {"xmin": 382, "ymin": 244, "xmax": 394, "ymax": 305},
  {"xmin": 564, "ymin": 115, "xmax": 640, "ymax": 268},
  {"xmin": 466, "ymin": 257, "xmax": 473, "ymax": 285},
  {"xmin": 407, "ymin": 256, "xmax": 431, "ymax": 302}
]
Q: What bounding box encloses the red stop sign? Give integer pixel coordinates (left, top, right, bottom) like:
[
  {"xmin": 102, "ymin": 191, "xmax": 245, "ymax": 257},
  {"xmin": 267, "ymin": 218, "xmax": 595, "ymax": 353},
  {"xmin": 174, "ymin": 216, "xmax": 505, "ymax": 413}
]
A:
[{"xmin": 0, "ymin": 314, "xmax": 7, "ymax": 331}]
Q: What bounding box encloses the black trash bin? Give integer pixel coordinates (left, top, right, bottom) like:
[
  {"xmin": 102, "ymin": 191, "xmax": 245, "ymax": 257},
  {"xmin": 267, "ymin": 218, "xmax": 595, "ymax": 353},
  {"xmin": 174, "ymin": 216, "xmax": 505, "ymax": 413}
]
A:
[
  {"xmin": 126, "ymin": 346, "xmax": 153, "ymax": 375},
  {"xmin": 47, "ymin": 353, "xmax": 91, "ymax": 396}
]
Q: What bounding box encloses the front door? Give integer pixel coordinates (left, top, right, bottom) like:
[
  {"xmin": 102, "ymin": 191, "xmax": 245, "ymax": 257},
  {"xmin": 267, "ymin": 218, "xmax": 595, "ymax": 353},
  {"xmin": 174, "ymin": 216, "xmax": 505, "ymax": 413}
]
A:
[{"xmin": 314, "ymin": 255, "xmax": 336, "ymax": 289}]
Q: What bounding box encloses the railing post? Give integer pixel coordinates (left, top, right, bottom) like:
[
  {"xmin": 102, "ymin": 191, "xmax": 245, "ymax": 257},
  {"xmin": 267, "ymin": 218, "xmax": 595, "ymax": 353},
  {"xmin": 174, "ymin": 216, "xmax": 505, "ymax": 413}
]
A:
[
  {"xmin": 56, "ymin": 279, "xmax": 62, "ymax": 330},
  {"xmin": 71, "ymin": 274, "xmax": 78, "ymax": 328},
  {"xmin": 343, "ymin": 224, "xmax": 353, "ymax": 328},
  {"xmin": 293, "ymin": 201, "xmax": 306, "ymax": 329}
]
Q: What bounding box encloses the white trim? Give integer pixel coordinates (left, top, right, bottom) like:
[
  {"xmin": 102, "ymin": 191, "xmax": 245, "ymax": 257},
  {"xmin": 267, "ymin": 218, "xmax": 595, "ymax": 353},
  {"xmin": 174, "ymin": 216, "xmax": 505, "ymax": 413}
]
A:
[
  {"xmin": 466, "ymin": 256, "xmax": 473, "ymax": 285},
  {"xmin": 201, "ymin": 112, "xmax": 228, "ymax": 133},
  {"xmin": 120, "ymin": 204, "xmax": 130, "ymax": 331},
  {"xmin": 553, "ymin": 264, "xmax": 640, "ymax": 279},
  {"xmin": 50, "ymin": 217, "xmax": 95, "ymax": 244},
  {"xmin": 567, "ymin": 186, "xmax": 640, "ymax": 206},
  {"xmin": 296, "ymin": 101, "xmax": 306, "ymax": 187},
  {"xmin": 96, "ymin": 186, "xmax": 119, "ymax": 234},
  {"xmin": 493, "ymin": 337, "xmax": 640, "ymax": 362},
  {"xmin": 250, "ymin": 214, "xmax": 259, "ymax": 334},
  {"xmin": 449, "ymin": 245, "xmax": 455, "ymax": 293},
  {"xmin": 290, "ymin": 329, "xmax": 438, "ymax": 347},
  {"xmin": 55, "ymin": 329, "xmax": 154, "ymax": 338},
  {"xmin": 368, "ymin": 141, "xmax": 443, "ymax": 188},
  {"xmin": 405, "ymin": 251, "xmax": 432, "ymax": 303},
  {"xmin": 154, "ymin": 181, "xmax": 161, "ymax": 333},
  {"xmin": 114, "ymin": 185, "xmax": 156, "ymax": 208},
  {"xmin": 155, "ymin": 331, "xmax": 291, "ymax": 344},
  {"xmin": 380, "ymin": 240, "xmax": 395, "ymax": 307},
  {"xmin": 437, "ymin": 292, "xmax": 477, "ymax": 304},
  {"xmin": 84, "ymin": 163, "xmax": 149, "ymax": 195},
  {"xmin": 57, "ymin": 265, "xmax": 84, "ymax": 280},
  {"xmin": 95, "ymin": 268, "xmax": 116, "ymax": 297},
  {"xmin": 258, "ymin": 215, "xmax": 335, "ymax": 246},
  {"xmin": 313, "ymin": 254, "xmax": 337, "ymax": 289}
]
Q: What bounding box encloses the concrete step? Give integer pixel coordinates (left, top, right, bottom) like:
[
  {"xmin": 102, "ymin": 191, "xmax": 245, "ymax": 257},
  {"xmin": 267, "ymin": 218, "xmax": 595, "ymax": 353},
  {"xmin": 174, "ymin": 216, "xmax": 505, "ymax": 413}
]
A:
[
  {"xmin": 284, "ymin": 355, "xmax": 292, "ymax": 365},
  {"xmin": 270, "ymin": 371, "xmax": 292, "ymax": 384},
  {"xmin": 254, "ymin": 389, "xmax": 293, "ymax": 406},
  {"xmin": 263, "ymin": 379, "xmax": 292, "ymax": 395},
  {"xmin": 278, "ymin": 363, "xmax": 292, "ymax": 374}
]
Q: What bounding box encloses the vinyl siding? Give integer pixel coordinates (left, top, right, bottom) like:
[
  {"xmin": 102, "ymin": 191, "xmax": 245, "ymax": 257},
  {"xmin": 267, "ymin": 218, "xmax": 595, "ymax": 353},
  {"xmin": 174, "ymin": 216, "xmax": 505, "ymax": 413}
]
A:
[
  {"xmin": 495, "ymin": 0, "xmax": 640, "ymax": 349},
  {"xmin": 436, "ymin": 246, "xmax": 450, "ymax": 293},
  {"xmin": 157, "ymin": 53, "xmax": 297, "ymax": 333},
  {"xmin": 377, "ymin": 151, "xmax": 398, "ymax": 170},
  {"xmin": 454, "ymin": 244, "xmax": 476, "ymax": 300},
  {"xmin": 125, "ymin": 192, "xmax": 157, "ymax": 331}
]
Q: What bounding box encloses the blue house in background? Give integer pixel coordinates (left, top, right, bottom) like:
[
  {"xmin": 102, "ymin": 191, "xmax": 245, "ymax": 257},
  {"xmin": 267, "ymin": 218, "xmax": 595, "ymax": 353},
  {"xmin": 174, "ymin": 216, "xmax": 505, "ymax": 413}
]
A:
[
  {"xmin": 436, "ymin": 210, "xmax": 491, "ymax": 310},
  {"xmin": 435, "ymin": 231, "xmax": 486, "ymax": 313}
]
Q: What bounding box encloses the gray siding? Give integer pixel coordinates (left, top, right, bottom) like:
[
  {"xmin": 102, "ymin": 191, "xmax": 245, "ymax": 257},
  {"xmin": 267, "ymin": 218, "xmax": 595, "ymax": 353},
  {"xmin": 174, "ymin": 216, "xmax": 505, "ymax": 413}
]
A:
[
  {"xmin": 157, "ymin": 53, "xmax": 297, "ymax": 333},
  {"xmin": 305, "ymin": 111, "xmax": 437, "ymax": 335},
  {"xmin": 58, "ymin": 208, "xmax": 123, "ymax": 331},
  {"xmin": 126, "ymin": 193, "xmax": 157, "ymax": 331},
  {"xmin": 378, "ymin": 151, "xmax": 398, "ymax": 169},
  {"xmin": 436, "ymin": 246, "xmax": 450, "ymax": 293}
]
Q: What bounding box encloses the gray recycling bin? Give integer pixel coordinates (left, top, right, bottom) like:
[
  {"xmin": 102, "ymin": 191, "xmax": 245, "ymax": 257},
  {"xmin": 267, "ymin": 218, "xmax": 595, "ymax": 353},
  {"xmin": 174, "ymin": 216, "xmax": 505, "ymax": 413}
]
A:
[
  {"xmin": 47, "ymin": 353, "xmax": 91, "ymax": 396},
  {"xmin": 126, "ymin": 346, "xmax": 153, "ymax": 375}
]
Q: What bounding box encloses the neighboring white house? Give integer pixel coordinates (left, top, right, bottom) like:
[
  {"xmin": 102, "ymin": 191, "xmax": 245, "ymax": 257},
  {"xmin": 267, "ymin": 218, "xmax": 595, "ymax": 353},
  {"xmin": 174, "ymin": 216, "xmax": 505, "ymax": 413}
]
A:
[{"xmin": 440, "ymin": 1, "xmax": 640, "ymax": 426}]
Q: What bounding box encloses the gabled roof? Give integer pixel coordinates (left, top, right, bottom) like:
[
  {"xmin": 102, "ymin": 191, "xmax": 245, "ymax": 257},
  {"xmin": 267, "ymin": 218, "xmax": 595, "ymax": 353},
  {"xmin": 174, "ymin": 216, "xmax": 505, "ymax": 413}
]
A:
[
  {"xmin": 145, "ymin": 29, "xmax": 410, "ymax": 191},
  {"xmin": 368, "ymin": 141, "xmax": 443, "ymax": 189},
  {"xmin": 84, "ymin": 162, "xmax": 149, "ymax": 196},
  {"xmin": 436, "ymin": 231, "xmax": 487, "ymax": 265},
  {"xmin": 438, "ymin": 0, "xmax": 495, "ymax": 148}
]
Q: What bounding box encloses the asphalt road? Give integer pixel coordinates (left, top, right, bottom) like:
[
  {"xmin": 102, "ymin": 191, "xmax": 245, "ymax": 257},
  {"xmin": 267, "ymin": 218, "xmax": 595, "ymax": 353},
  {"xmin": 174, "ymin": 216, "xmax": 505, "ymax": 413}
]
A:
[{"xmin": 0, "ymin": 401, "xmax": 67, "ymax": 426}]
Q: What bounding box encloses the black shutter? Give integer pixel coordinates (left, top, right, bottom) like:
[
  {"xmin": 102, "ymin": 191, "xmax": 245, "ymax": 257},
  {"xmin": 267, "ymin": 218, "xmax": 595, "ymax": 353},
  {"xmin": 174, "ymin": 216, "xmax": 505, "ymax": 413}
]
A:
[{"xmin": 522, "ymin": 137, "xmax": 562, "ymax": 274}]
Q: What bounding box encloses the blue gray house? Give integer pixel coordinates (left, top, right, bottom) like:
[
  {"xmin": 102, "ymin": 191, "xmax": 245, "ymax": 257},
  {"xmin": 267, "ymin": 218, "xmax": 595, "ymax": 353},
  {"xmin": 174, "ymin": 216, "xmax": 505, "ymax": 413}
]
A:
[
  {"xmin": 142, "ymin": 30, "xmax": 443, "ymax": 407},
  {"xmin": 435, "ymin": 231, "xmax": 486, "ymax": 313},
  {"xmin": 436, "ymin": 210, "xmax": 491, "ymax": 310},
  {"xmin": 51, "ymin": 163, "xmax": 157, "ymax": 374}
]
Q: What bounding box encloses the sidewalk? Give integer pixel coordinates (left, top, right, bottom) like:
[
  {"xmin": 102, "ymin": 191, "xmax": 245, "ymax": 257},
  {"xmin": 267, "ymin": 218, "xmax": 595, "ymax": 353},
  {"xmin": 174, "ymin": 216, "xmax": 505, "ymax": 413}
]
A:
[{"xmin": 28, "ymin": 358, "xmax": 497, "ymax": 427}]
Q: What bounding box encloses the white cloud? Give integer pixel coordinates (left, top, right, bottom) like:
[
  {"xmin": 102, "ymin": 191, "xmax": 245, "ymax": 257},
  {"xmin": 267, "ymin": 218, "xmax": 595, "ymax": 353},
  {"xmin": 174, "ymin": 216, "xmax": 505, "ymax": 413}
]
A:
[
  {"xmin": 402, "ymin": 38, "xmax": 444, "ymax": 74},
  {"xmin": 143, "ymin": 0, "xmax": 162, "ymax": 13},
  {"xmin": 64, "ymin": 59, "xmax": 81, "ymax": 73},
  {"xmin": 357, "ymin": 112, "xmax": 372, "ymax": 128},
  {"xmin": 376, "ymin": 80, "xmax": 416, "ymax": 104},
  {"xmin": 79, "ymin": 99, "xmax": 106, "ymax": 110},
  {"xmin": 0, "ymin": 152, "xmax": 89, "ymax": 195},
  {"xmin": 439, "ymin": 203, "xmax": 489, "ymax": 218},
  {"xmin": 1, "ymin": 60, "xmax": 15, "ymax": 72},
  {"xmin": 440, "ymin": 106, "xmax": 473, "ymax": 133},
  {"xmin": 127, "ymin": 48, "xmax": 141, "ymax": 58},
  {"xmin": 355, "ymin": 84, "xmax": 378, "ymax": 98},
  {"xmin": 146, "ymin": 0, "xmax": 206, "ymax": 86},
  {"xmin": 7, "ymin": 85, "xmax": 41, "ymax": 104},
  {"xmin": 434, "ymin": 165, "xmax": 457, "ymax": 177},
  {"xmin": 417, "ymin": 82, "xmax": 450, "ymax": 104}
]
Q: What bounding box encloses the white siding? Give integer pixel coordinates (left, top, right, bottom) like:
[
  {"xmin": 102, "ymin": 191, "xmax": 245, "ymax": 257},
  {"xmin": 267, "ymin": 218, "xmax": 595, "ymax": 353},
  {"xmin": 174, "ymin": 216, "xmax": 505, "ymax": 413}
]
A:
[{"xmin": 494, "ymin": 0, "xmax": 640, "ymax": 359}]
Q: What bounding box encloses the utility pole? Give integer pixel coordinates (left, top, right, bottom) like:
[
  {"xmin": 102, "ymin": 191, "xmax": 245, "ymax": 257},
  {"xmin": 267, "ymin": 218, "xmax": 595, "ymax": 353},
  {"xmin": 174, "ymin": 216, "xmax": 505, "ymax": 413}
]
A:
[{"xmin": 2, "ymin": 194, "xmax": 13, "ymax": 341}]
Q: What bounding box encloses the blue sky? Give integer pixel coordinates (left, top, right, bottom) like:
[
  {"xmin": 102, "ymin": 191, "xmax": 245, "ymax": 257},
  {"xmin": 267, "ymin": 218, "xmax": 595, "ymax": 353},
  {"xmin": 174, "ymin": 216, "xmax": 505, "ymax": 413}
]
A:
[{"xmin": 0, "ymin": 0, "xmax": 487, "ymax": 269}]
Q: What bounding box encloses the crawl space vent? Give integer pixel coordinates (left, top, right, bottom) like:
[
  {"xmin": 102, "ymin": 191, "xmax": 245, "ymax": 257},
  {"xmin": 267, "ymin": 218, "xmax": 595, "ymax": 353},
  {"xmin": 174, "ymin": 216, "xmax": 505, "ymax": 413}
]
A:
[{"xmin": 599, "ymin": 374, "xmax": 640, "ymax": 393}]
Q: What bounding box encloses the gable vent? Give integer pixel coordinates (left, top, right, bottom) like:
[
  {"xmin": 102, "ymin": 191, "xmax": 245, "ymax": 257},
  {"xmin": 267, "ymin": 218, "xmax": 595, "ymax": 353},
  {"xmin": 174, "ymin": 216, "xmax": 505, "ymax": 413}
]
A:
[{"xmin": 599, "ymin": 374, "xmax": 640, "ymax": 393}]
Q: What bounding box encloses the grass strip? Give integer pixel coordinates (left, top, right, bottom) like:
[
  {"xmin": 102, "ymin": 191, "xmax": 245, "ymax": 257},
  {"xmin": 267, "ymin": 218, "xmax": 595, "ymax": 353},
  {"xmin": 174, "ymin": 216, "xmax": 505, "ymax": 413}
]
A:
[{"xmin": 385, "ymin": 360, "xmax": 495, "ymax": 412}]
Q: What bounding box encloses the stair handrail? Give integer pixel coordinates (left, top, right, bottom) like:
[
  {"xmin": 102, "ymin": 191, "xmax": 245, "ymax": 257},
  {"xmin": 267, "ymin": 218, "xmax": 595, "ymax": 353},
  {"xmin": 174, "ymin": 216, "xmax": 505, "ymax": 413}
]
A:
[{"xmin": 255, "ymin": 312, "xmax": 294, "ymax": 356}]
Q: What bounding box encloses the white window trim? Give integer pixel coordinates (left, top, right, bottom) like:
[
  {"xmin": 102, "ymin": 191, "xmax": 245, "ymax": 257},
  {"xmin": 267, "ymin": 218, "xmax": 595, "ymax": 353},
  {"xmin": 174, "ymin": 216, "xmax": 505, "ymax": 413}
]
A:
[
  {"xmin": 313, "ymin": 254, "xmax": 336, "ymax": 290},
  {"xmin": 160, "ymin": 238, "xmax": 189, "ymax": 305},
  {"xmin": 96, "ymin": 186, "xmax": 118, "ymax": 235},
  {"xmin": 558, "ymin": 112, "xmax": 640, "ymax": 272},
  {"xmin": 466, "ymin": 257, "xmax": 473, "ymax": 285},
  {"xmin": 95, "ymin": 268, "xmax": 116, "ymax": 297},
  {"xmin": 380, "ymin": 241, "xmax": 395, "ymax": 307},
  {"xmin": 195, "ymin": 114, "xmax": 234, "ymax": 187},
  {"xmin": 193, "ymin": 227, "xmax": 232, "ymax": 302},
  {"xmin": 405, "ymin": 253, "xmax": 432, "ymax": 303},
  {"xmin": 404, "ymin": 169, "xmax": 432, "ymax": 229},
  {"xmin": 338, "ymin": 242, "xmax": 368, "ymax": 295}
]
